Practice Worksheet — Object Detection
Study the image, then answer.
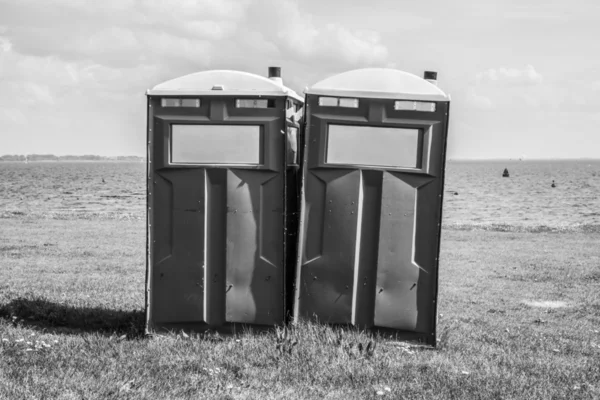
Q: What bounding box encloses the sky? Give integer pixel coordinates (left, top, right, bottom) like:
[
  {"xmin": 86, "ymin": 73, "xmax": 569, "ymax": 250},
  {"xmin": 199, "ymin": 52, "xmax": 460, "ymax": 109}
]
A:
[{"xmin": 0, "ymin": 0, "xmax": 599, "ymax": 159}]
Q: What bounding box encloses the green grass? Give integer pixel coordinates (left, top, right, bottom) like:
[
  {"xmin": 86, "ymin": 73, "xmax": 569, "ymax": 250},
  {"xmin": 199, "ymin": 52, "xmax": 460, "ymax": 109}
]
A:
[{"xmin": 1, "ymin": 217, "xmax": 599, "ymax": 399}]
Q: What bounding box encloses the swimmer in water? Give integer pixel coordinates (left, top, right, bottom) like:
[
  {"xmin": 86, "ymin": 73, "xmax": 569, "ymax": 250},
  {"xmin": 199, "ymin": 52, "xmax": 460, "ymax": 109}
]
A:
[{"xmin": 551, "ymin": 180, "xmax": 556, "ymax": 188}]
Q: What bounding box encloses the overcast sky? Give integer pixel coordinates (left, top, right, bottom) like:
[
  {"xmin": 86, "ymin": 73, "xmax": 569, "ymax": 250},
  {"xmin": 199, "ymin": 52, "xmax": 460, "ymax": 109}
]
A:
[{"xmin": 0, "ymin": 0, "xmax": 599, "ymax": 159}]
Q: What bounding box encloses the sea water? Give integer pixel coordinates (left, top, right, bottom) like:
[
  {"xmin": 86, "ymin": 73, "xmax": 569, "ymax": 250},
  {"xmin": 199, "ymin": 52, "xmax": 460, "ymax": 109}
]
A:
[
  {"xmin": 1, "ymin": 160, "xmax": 599, "ymax": 228},
  {"xmin": 443, "ymin": 160, "xmax": 600, "ymax": 228}
]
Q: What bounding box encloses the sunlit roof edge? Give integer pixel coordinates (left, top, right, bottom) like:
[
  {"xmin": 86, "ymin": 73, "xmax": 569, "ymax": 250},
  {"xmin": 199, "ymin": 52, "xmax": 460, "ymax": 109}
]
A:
[
  {"xmin": 305, "ymin": 87, "xmax": 449, "ymax": 102},
  {"xmin": 146, "ymin": 69, "xmax": 304, "ymax": 102},
  {"xmin": 147, "ymin": 89, "xmax": 304, "ymax": 102}
]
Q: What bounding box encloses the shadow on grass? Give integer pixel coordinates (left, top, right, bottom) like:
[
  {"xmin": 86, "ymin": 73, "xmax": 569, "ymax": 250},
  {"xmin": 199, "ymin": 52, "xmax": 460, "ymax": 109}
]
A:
[{"xmin": 0, "ymin": 297, "xmax": 145, "ymax": 338}]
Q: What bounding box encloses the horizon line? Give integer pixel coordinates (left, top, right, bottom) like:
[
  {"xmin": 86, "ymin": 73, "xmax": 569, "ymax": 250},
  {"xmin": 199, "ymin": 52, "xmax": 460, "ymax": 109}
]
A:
[
  {"xmin": 2, "ymin": 154, "xmax": 599, "ymax": 161},
  {"xmin": 449, "ymin": 157, "xmax": 600, "ymax": 161},
  {"xmin": 0, "ymin": 154, "xmax": 145, "ymax": 158}
]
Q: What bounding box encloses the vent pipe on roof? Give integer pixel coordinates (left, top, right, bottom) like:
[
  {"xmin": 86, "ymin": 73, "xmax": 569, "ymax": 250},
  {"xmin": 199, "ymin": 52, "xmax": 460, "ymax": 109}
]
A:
[
  {"xmin": 424, "ymin": 71, "xmax": 438, "ymax": 86},
  {"xmin": 268, "ymin": 66, "xmax": 283, "ymax": 86}
]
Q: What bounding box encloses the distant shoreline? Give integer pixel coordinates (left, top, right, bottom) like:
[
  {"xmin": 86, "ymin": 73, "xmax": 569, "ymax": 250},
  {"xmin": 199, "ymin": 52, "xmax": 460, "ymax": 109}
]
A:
[
  {"xmin": 3, "ymin": 157, "xmax": 599, "ymax": 163},
  {"xmin": 0, "ymin": 160, "xmax": 145, "ymax": 162},
  {"xmin": 448, "ymin": 158, "xmax": 600, "ymax": 162},
  {"xmin": 0, "ymin": 155, "xmax": 144, "ymax": 162}
]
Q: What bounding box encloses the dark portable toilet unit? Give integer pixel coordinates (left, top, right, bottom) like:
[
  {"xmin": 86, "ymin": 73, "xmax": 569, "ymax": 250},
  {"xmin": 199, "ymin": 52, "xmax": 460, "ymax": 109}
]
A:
[
  {"xmin": 293, "ymin": 68, "xmax": 450, "ymax": 346},
  {"xmin": 145, "ymin": 67, "xmax": 304, "ymax": 334}
]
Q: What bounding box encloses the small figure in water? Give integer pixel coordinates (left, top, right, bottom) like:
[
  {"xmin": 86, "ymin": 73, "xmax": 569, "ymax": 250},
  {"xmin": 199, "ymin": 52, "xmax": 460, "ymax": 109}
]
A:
[
  {"xmin": 102, "ymin": 178, "xmax": 105, "ymax": 183},
  {"xmin": 551, "ymin": 180, "xmax": 556, "ymax": 188},
  {"xmin": 502, "ymin": 168, "xmax": 509, "ymax": 178}
]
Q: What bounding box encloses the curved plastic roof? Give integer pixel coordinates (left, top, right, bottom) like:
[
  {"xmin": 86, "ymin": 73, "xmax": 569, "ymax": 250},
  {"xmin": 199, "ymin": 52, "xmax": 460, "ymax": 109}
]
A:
[
  {"xmin": 147, "ymin": 69, "xmax": 303, "ymax": 102},
  {"xmin": 307, "ymin": 68, "xmax": 449, "ymax": 101}
]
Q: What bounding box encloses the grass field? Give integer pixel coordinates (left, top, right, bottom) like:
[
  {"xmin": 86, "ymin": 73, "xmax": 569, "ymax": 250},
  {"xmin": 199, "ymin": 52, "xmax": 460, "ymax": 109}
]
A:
[{"xmin": 1, "ymin": 216, "xmax": 599, "ymax": 399}]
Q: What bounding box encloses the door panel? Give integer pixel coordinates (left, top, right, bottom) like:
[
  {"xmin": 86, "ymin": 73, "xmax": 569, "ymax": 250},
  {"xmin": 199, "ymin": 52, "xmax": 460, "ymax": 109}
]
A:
[
  {"xmin": 147, "ymin": 96, "xmax": 287, "ymax": 332},
  {"xmin": 295, "ymin": 97, "xmax": 449, "ymax": 344}
]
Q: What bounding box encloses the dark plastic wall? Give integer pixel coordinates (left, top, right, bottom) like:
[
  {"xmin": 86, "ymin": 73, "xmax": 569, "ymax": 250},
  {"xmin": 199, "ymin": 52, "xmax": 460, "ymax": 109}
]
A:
[
  {"xmin": 145, "ymin": 95, "xmax": 302, "ymax": 334},
  {"xmin": 293, "ymin": 95, "xmax": 450, "ymax": 346}
]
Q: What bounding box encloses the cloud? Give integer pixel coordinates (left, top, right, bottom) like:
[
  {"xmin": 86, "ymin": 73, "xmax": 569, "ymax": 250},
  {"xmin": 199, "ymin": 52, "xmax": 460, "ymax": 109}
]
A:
[
  {"xmin": 476, "ymin": 65, "xmax": 543, "ymax": 86},
  {"xmin": 503, "ymin": 12, "xmax": 567, "ymax": 21},
  {"xmin": 0, "ymin": 0, "xmax": 391, "ymax": 88},
  {"xmin": 500, "ymin": 4, "xmax": 573, "ymax": 21},
  {"xmin": 0, "ymin": 107, "xmax": 26, "ymax": 124},
  {"xmin": 245, "ymin": 0, "xmax": 390, "ymax": 69},
  {"xmin": 465, "ymin": 88, "xmax": 494, "ymax": 110},
  {"xmin": 0, "ymin": 0, "xmax": 252, "ymax": 69},
  {"xmin": 21, "ymin": 82, "xmax": 55, "ymax": 105},
  {"xmin": 0, "ymin": 0, "xmax": 394, "ymax": 155},
  {"xmin": 0, "ymin": 35, "xmax": 11, "ymax": 52},
  {"xmin": 0, "ymin": 0, "xmax": 390, "ymax": 72},
  {"xmin": 85, "ymin": 26, "xmax": 140, "ymax": 58},
  {"xmin": 465, "ymin": 65, "xmax": 568, "ymax": 112},
  {"xmin": 326, "ymin": 25, "xmax": 389, "ymax": 65},
  {"xmin": 464, "ymin": 73, "xmax": 600, "ymax": 114}
]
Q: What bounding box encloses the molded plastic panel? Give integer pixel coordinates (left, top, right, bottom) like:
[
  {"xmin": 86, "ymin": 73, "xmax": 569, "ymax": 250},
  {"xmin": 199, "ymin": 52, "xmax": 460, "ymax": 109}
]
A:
[{"xmin": 294, "ymin": 94, "xmax": 450, "ymax": 346}]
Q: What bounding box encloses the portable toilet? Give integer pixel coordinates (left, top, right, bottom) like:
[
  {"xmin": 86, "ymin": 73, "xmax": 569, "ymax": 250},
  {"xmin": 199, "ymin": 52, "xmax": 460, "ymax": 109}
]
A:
[
  {"xmin": 145, "ymin": 67, "xmax": 304, "ymax": 334},
  {"xmin": 293, "ymin": 68, "xmax": 450, "ymax": 346}
]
